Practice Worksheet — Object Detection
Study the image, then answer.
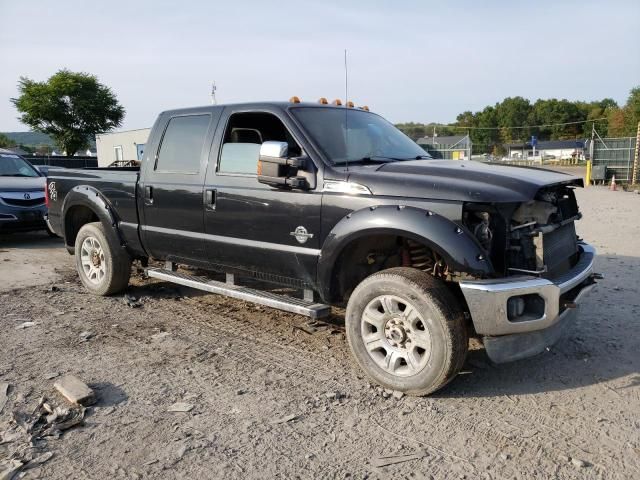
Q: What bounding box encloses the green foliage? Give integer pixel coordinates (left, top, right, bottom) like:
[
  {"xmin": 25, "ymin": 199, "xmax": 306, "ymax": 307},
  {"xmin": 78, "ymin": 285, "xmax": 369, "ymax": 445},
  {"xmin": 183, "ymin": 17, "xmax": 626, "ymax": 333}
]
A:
[
  {"xmin": 10, "ymin": 69, "xmax": 124, "ymax": 155},
  {"xmin": 395, "ymin": 122, "xmax": 456, "ymax": 140},
  {"xmin": 0, "ymin": 133, "xmax": 16, "ymax": 149},
  {"xmin": 397, "ymin": 89, "xmax": 639, "ymax": 152}
]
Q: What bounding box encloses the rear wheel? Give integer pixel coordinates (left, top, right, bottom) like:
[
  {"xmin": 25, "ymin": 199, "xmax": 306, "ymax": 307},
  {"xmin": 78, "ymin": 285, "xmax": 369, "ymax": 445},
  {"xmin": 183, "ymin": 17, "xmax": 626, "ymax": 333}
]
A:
[
  {"xmin": 74, "ymin": 222, "xmax": 131, "ymax": 296},
  {"xmin": 345, "ymin": 267, "xmax": 468, "ymax": 396}
]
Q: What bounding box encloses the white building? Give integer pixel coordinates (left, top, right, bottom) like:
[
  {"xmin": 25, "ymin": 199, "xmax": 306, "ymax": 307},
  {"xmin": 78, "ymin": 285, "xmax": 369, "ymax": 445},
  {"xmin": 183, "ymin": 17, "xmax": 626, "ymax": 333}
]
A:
[
  {"xmin": 96, "ymin": 128, "xmax": 151, "ymax": 167},
  {"xmin": 507, "ymin": 139, "xmax": 587, "ymax": 161}
]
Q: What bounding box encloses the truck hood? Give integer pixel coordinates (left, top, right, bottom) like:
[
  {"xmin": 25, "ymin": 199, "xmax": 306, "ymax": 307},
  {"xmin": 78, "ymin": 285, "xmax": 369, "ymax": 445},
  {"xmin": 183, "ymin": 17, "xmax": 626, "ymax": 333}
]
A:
[
  {"xmin": 343, "ymin": 160, "xmax": 583, "ymax": 203},
  {"xmin": 0, "ymin": 176, "xmax": 45, "ymax": 192}
]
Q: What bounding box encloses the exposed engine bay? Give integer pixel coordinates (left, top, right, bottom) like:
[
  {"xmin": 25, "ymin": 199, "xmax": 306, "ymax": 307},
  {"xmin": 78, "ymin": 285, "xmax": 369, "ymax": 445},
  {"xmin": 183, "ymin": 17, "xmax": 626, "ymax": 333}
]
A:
[{"xmin": 463, "ymin": 184, "xmax": 581, "ymax": 278}]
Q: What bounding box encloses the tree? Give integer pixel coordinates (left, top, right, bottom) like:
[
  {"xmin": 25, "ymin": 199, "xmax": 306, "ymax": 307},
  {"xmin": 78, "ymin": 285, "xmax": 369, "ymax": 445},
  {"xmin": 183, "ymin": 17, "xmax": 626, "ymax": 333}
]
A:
[
  {"xmin": 0, "ymin": 133, "xmax": 16, "ymax": 149},
  {"xmin": 623, "ymin": 86, "xmax": 640, "ymax": 135},
  {"xmin": 11, "ymin": 69, "xmax": 124, "ymax": 155}
]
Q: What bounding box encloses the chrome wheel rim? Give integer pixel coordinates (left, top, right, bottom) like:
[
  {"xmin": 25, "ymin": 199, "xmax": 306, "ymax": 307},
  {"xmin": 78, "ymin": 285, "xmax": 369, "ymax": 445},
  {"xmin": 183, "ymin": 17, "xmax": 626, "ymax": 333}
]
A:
[
  {"xmin": 80, "ymin": 236, "xmax": 106, "ymax": 285},
  {"xmin": 361, "ymin": 295, "xmax": 432, "ymax": 377}
]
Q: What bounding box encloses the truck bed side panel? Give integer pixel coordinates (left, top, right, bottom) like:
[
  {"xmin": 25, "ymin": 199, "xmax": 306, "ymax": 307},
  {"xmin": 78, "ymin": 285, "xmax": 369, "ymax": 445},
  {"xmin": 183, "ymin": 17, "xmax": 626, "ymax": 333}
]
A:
[{"xmin": 47, "ymin": 168, "xmax": 145, "ymax": 256}]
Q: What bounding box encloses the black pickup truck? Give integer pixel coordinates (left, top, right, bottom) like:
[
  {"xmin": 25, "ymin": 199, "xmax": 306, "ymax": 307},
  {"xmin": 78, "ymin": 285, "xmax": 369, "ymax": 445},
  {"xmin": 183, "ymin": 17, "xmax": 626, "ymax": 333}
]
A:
[{"xmin": 46, "ymin": 99, "xmax": 597, "ymax": 395}]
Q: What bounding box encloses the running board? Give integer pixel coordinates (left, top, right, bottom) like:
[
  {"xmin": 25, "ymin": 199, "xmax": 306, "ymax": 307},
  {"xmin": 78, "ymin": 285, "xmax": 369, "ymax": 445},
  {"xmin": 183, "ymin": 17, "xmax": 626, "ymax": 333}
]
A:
[{"xmin": 146, "ymin": 267, "xmax": 331, "ymax": 319}]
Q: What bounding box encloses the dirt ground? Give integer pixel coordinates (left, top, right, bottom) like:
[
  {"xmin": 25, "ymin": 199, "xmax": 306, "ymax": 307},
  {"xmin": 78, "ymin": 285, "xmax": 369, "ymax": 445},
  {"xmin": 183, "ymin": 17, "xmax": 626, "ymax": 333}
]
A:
[{"xmin": 1, "ymin": 185, "xmax": 639, "ymax": 479}]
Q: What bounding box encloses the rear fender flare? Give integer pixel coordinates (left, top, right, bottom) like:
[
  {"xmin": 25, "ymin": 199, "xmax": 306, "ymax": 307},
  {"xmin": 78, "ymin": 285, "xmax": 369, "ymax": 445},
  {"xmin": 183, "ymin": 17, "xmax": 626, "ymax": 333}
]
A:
[
  {"xmin": 317, "ymin": 205, "xmax": 494, "ymax": 301},
  {"xmin": 61, "ymin": 185, "xmax": 124, "ymax": 251}
]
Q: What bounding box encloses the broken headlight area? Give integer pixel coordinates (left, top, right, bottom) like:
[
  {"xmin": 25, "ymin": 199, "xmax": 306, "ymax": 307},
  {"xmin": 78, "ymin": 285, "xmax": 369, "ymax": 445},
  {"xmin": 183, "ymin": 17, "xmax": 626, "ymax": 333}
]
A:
[{"xmin": 462, "ymin": 205, "xmax": 494, "ymax": 252}]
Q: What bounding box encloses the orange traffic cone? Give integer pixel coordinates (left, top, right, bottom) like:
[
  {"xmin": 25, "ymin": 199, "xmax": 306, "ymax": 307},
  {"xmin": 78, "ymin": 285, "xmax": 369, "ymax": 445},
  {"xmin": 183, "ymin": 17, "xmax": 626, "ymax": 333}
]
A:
[{"xmin": 610, "ymin": 175, "xmax": 617, "ymax": 191}]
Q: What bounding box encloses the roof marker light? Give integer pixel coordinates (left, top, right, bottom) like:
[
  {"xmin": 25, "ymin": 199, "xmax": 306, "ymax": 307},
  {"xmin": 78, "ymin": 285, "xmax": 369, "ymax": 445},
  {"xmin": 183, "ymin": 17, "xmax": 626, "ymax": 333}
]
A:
[
  {"xmin": 318, "ymin": 97, "xmax": 328, "ymax": 104},
  {"xmin": 346, "ymin": 101, "xmax": 354, "ymax": 108},
  {"xmin": 289, "ymin": 96, "xmax": 301, "ymax": 103},
  {"xmin": 332, "ymin": 99, "xmax": 342, "ymax": 106},
  {"xmin": 360, "ymin": 105, "xmax": 369, "ymax": 111}
]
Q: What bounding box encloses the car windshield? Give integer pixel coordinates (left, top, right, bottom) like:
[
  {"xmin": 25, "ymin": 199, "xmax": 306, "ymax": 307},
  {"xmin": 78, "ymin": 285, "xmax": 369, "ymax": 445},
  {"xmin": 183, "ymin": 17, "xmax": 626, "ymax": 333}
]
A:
[
  {"xmin": 291, "ymin": 107, "xmax": 430, "ymax": 165},
  {"xmin": 0, "ymin": 153, "xmax": 40, "ymax": 177}
]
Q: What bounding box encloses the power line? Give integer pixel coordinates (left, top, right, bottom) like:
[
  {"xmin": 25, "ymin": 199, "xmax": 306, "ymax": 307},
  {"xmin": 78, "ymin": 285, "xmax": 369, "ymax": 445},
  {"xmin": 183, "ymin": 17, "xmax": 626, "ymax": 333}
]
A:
[{"xmin": 448, "ymin": 117, "xmax": 608, "ymax": 131}]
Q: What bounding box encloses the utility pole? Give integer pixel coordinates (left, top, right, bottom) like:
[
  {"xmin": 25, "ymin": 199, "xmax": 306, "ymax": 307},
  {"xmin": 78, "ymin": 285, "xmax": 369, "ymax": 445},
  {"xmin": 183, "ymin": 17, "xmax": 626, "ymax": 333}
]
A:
[{"xmin": 210, "ymin": 81, "xmax": 217, "ymax": 105}]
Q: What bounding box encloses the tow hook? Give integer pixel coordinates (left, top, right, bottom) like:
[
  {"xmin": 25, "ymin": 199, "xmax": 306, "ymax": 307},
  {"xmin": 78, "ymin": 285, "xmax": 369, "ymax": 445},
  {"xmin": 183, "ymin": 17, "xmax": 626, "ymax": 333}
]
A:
[{"xmin": 592, "ymin": 273, "xmax": 604, "ymax": 280}]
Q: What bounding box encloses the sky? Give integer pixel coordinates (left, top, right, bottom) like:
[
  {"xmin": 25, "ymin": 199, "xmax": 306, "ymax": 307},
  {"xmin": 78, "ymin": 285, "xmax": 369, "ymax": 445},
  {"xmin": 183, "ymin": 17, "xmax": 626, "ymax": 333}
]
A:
[{"xmin": 1, "ymin": 0, "xmax": 639, "ymax": 131}]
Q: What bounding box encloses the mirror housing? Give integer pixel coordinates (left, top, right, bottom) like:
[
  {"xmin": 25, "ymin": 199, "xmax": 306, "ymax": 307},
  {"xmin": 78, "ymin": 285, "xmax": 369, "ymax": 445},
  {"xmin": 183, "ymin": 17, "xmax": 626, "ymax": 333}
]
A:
[{"xmin": 257, "ymin": 141, "xmax": 308, "ymax": 189}]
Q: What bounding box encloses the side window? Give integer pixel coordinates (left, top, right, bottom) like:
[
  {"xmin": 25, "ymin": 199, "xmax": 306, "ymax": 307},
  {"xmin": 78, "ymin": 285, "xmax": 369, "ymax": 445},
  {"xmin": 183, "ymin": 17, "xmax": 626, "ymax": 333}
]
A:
[
  {"xmin": 219, "ymin": 112, "xmax": 302, "ymax": 175},
  {"xmin": 156, "ymin": 115, "xmax": 210, "ymax": 173}
]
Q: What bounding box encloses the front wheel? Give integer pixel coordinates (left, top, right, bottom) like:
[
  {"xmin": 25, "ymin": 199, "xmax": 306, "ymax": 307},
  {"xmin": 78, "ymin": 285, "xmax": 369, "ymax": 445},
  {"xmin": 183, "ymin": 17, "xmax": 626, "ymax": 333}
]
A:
[
  {"xmin": 74, "ymin": 222, "xmax": 131, "ymax": 296},
  {"xmin": 345, "ymin": 267, "xmax": 468, "ymax": 396}
]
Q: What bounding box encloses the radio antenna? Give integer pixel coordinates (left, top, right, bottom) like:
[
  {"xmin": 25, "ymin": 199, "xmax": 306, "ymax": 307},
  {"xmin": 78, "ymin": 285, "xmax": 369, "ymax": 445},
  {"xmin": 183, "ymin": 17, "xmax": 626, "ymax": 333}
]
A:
[
  {"xmin": 344, "ymin": 49, "xmax": 349, "ymax": 172},
  {"xmin": 210, "ymin": 81, "xmax": 217, "ymax": 105}
]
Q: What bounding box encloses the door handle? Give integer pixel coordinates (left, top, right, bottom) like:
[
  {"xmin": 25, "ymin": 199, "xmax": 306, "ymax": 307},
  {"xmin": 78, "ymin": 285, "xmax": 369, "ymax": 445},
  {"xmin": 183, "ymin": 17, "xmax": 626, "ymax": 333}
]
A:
[
  {"xmin": 205, "ymin": 189, "xmax": 216, "ymax": 210},
  {"xmin": 144, "ymin": 186, "xmax": 153, "ymax": 205}
]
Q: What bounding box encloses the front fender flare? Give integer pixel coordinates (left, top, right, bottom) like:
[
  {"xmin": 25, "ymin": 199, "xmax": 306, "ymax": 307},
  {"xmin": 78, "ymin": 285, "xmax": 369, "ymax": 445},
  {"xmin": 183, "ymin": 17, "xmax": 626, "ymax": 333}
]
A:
[
  {"xmin": 61, "ymin": 185, "xmax": 123, "ymax": 251},
  {"xmin": 317, "ymin": 205, "xmax": 494, "ymax": 301}
]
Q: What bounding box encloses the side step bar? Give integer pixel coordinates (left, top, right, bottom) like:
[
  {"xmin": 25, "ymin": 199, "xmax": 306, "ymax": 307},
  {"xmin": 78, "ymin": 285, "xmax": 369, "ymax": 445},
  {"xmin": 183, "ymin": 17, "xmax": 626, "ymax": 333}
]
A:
[{"xmin": 146, "ymin": 267, "xmax": 331, "ymax": 319}]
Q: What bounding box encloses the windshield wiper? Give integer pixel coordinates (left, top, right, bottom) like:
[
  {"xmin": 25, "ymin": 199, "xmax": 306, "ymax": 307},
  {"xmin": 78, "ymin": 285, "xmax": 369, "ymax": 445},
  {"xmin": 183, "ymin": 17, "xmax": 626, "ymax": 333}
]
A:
[{"xmin": 333, "ymin": 156, "xmax": 401, "ymax": 166}]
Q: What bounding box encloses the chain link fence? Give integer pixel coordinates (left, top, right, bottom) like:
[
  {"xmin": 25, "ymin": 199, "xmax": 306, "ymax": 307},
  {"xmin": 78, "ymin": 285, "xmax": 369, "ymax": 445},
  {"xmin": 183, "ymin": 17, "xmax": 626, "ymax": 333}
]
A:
[{"xmin": 591, "ymin": 132, "xmax": 637, "ymax": 183}]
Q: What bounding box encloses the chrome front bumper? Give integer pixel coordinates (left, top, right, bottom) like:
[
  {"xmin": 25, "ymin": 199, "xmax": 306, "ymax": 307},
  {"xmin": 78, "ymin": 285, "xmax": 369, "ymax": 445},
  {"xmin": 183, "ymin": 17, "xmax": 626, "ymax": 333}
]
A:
[{"xmin": 459, "ymin": 243, "xmax": 597, "ymax": 363}]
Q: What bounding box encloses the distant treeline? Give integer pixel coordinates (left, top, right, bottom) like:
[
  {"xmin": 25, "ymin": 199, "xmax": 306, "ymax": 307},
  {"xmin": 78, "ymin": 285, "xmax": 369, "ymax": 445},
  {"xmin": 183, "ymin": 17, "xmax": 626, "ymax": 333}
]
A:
[{"xmin": 397, "ymin": 86, "xmax": 640, "ymax": 154}]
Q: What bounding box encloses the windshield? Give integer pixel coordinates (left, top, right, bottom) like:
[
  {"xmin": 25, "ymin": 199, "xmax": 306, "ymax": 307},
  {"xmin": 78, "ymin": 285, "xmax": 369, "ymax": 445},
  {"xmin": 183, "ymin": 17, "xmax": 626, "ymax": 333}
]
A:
[
  {"xmin": 291, "ymin": 107, "xmax": 430, "ymax": 165},
  {"xmin": 0, "ymin": 153, "xmax": 40, "ymax": 177}
]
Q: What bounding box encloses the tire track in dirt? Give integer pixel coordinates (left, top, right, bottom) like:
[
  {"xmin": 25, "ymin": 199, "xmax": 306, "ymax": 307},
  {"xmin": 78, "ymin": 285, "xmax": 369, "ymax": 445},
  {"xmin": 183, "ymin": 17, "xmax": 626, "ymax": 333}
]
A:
[{"xmin": 150, "ymin": 295, "xmax": 628, "ymax": 478}]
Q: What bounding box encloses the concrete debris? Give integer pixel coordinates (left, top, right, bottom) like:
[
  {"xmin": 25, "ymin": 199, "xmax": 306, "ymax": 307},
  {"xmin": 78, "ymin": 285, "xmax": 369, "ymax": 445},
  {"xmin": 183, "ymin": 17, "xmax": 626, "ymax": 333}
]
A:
[
  {"xmin": 370, "ymin": 451, "xmax": 427, "ymax": 468},
  {"xmin": 0, "ymin": 383, "xmax": 8, "ymax": 413},
  {"xmin": 124, "ymin": 293, "xmax": 142, "ymax": 308},
  {"xmin": 0, "ymin": 459, "xmax": 23, "ymax": 480},
  {"xmin": 79, "ymin": 331, "xmax": 95, "ymax": 341},
  {"xmin": 15, "ymin": 322, "xmax": 36, "ymax": 330},
  {"xmin": 571, "ymin": 458, "xmax": 588, "ymax": 468},
  {"xmin": 392, "ymin": 390, "xmax": 405, "ymax": 400},
  {"xmin": 0, "ymin": 429, "xmax": 22, "ymax": 445},
  {"xmin": 54, "ymin": 375, "xmax": 96, "ymax": 406},
  {"xmin": 12, "ymin": 396, "xmax": 86, "ymax": 441},
  {"xmin": 270, "ymin": 414, "xmax": 299, "ymax": 425},
  {"xmin": 23, "ymin": 452, "xmax": 54, "ymax": 470},
  {"xmin": 151, "ymin": 331, "xmax": 170, "ymax": 341},
  {"xmin": 44, "ymin": 373, "xmax": 59, "ymax": 380},
  {"xmin": 167, "ymin": 402, "xmax": 194, "ymax": 413},
  {"xmin": 293, "ymin": 324, "xmax": 317, "ymax": 335}
]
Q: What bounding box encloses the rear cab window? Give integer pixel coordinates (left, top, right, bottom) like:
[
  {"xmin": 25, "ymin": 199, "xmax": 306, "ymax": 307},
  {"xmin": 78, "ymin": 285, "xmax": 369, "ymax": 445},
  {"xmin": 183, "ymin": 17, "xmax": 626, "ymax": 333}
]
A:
[{"xmin": 155, "ymin": 115, "xmax": 211, "ymax": 174}]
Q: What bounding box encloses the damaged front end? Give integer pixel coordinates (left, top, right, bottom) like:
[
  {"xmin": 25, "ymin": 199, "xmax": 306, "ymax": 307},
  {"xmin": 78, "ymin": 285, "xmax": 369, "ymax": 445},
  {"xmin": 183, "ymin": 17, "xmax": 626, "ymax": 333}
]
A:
[{"xmin": 459, "ymin": 183, "xmax": 599, "ymax": 363}]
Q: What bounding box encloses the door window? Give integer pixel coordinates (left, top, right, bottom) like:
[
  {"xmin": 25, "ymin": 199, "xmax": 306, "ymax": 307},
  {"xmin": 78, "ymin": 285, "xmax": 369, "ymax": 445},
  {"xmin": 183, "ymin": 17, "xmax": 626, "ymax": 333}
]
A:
[
  {"xmin": 218, "ymin": 112, "xmax": 301, "ymax": 175},
  {"xmin": 156, "ymin": 115, "xmax": 210, "ymax": 174}
]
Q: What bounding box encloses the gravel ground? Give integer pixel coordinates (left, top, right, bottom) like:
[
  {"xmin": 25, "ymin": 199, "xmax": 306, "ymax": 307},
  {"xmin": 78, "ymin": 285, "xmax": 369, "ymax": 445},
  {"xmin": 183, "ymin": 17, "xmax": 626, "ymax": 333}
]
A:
[{"xmin": 1, "ymin": 185, "xmax": 639, "ymax": 479}]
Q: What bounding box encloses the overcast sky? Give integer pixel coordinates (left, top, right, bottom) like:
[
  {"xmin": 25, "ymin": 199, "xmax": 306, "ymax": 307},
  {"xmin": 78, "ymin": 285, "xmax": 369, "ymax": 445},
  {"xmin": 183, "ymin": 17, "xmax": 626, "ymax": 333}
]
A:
[{"xmin": 1, "ymin": 0, "xmax": 639, "ymax": 131}]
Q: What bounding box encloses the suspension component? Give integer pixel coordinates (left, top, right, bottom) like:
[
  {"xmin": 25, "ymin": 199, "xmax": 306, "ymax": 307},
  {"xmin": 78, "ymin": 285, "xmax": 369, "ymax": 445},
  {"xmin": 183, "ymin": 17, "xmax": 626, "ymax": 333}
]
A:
[{"xmin": 405, "ymin": 239, "xmax": 434, "ymax": 271}]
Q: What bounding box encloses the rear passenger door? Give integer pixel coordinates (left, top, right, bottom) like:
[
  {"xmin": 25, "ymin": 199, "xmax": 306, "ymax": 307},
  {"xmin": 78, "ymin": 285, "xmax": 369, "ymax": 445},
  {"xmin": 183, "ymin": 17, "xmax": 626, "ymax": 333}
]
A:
[{"xmin": 139, "ymin": 110, "xmax": 221, "ymax": 262}]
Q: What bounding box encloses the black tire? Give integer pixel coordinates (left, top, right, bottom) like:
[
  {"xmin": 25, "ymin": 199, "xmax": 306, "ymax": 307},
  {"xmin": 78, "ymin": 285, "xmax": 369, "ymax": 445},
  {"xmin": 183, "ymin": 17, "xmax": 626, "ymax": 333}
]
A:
[
  {"xmin": 345, "ymin": 267, "xmax": 468, "ymax": 396},
  {"xmin": 74, "ymin": 222, "xmax": 131, "ymax": 296}
]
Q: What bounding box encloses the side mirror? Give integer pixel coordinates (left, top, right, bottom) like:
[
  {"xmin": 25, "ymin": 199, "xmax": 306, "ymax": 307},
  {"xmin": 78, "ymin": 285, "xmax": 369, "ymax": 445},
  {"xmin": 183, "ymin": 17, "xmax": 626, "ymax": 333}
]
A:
[{"xmin": 257, "ymin": 141, "xmax": 308, "ymax": 189}]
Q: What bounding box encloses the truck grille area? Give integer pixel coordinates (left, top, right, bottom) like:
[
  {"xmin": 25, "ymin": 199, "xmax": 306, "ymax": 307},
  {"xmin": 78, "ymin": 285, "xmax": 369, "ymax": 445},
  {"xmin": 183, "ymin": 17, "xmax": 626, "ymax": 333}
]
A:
[
  {"xmin": 505, "ymin": 186, "xmax": 580, "ymax": 277},
  {"xmin": 1, "ymin": 197, "xmax": 45, "ymax": 207},
  {"xmin": 543, "ymin": 222, "xmax": 579, "ymax": 277}
]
